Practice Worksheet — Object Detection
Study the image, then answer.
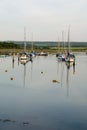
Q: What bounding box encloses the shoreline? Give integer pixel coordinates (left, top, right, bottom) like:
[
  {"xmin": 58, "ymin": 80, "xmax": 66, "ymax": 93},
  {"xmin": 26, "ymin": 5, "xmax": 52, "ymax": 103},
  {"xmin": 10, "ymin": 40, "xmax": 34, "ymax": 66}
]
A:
[{"xmin": 0, "ymin": 48, "xmax": 87, "ymax": 55}]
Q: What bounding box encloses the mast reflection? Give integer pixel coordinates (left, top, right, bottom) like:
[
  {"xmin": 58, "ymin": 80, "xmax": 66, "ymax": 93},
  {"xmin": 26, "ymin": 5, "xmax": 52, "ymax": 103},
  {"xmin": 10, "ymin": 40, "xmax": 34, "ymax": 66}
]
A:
[
  {"xmin": 12, "ymin": 55, "xmax": 15, "ymax": 68},
  {"xmin": 66, "ymin": 61, "xmax": 75, "ymax": 97},
  {"xmin": 73, "ymin": 62, "xmax": 75, "ymax": 74},
  {"xmin": 29, "ymin": 60, "xmax": 33, "ymax": 86},
  {"xmin": 61, "ymin": 62, "xmax": 64, "ymax": 87},
  {"xmin": 19, "ymin": 59, "xmax": 27, "ymax": 87},
  {"xmin": 30, "ymin": 61, "xmax": 33, "ymax": 82},
  {"xmin": 23, "ymin": 64, "xmax": 26, "ymax": 87},
  {"xmin": 66, "ymin": 64, "xmax": 69, "ymax": 97}
]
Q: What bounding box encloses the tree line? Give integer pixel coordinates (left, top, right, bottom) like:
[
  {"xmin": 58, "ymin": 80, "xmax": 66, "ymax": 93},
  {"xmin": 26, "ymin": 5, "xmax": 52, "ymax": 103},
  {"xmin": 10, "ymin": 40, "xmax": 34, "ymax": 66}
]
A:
[{"xmin": 0, "ymin": 42, "xmax": 20, "ymax": 49}]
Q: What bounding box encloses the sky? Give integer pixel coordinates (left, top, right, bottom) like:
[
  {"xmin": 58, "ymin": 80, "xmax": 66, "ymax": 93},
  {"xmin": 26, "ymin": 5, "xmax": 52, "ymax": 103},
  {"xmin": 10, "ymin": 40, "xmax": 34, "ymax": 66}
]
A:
[{"xmin": 0, "ymin": 0, "xmax": 87, "ymax": 41}]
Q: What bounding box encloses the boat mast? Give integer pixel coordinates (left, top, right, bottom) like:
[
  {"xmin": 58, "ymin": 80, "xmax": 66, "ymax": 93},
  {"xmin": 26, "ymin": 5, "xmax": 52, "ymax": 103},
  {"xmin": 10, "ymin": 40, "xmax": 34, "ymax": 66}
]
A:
[
  {"xmin": 62, "ymin": 31, "xmax": 64, "ymax": 53},
  {"xmin": 57, "ymin": 36, "xmax": 60, "ymax": 53},
  {"xmin": 68, "ymin": 25, "xmax": 70, "ymax": 54},
  {"xmin": 24, "ymin": 27, "xmax": 26, "ymax": 52},
  {"xmin": 31, "ymin": 33, "xmax": 33, "ymax": 52}
]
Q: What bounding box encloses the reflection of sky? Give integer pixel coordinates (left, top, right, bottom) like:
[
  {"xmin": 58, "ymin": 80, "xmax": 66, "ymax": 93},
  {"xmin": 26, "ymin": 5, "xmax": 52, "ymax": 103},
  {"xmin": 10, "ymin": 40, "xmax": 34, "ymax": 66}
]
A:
[{"xmin": 0, "ymin": 55, "xmax": 87, "ymax": 129}]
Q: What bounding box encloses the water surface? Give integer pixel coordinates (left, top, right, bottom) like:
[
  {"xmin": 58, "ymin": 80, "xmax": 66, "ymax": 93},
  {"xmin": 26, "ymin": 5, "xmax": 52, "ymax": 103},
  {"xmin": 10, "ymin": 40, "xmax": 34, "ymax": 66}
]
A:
[{"xmin": 0, "ymin": 54, "xmax": 87, "ymax": 130}]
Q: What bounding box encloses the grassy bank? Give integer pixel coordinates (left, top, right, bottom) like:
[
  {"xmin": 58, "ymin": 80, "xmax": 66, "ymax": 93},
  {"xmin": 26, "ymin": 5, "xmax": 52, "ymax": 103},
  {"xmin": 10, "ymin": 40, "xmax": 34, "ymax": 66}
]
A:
[{"xmin": 0, "ymin": 47, "xmax": 87, "ymax": 55}]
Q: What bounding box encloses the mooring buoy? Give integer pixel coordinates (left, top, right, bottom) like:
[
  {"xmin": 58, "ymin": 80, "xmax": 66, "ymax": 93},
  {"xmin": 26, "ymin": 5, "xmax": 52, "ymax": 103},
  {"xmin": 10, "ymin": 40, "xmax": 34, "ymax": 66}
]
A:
[
  {"xmin": 52, "ymin": 80, "xmax": 58, "ymax": 83},
  {"xmin": 5, "ymin": 70, "xmax": 8, "ymax": 72},
  {"xmin": 10, "ymin": 77, "xmax": 14, "ymax": 80}
]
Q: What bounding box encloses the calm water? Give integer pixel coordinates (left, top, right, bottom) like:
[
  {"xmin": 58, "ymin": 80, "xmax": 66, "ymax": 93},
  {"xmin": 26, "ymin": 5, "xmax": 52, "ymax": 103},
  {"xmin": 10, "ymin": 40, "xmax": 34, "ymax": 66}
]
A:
[{"xmin": 0, "ymin": 53, "xmax": 87, "ymax": 130}]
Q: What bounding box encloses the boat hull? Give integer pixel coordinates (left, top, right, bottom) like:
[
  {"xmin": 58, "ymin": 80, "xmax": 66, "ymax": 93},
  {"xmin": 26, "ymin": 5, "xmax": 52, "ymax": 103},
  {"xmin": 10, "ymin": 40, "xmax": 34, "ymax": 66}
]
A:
[
  {"xmin": 57, "ymin": 54, "xmax": 66, "ymax": 61},
  {"xmin": 65, "ymin": 54, "xmax": 75, "ymax": 62},
  {"xmin": 19, "ymin": 52, "xmax": 30, "ymax": 65}
]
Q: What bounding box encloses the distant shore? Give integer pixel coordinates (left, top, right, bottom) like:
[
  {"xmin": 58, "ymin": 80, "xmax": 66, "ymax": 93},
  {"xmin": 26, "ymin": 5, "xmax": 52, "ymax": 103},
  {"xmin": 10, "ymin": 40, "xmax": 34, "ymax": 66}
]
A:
[{"xmin": 0, "ymin": 41, "xmax": 87, "ymax": 55}]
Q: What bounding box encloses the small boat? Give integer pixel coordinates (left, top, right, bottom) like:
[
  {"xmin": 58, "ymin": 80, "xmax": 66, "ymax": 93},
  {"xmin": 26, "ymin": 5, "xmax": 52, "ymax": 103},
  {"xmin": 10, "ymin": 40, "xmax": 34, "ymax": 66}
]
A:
[
  {"xmin": 18, "ymin": 52, "xmax": 30, "ymax": 65},
  {"xmin": 19, "ymin": 27, "xmax": 30, "ymax": 65},
  {"xmin": 30, "ymin": 51, "xmax": 36, "ymax": 57},
  {"xmin": 19, "ymin": 52, "xmax": 30, "ymax": 60},
  {"xmin": 37, "ymin": 52, "xmax": 48, "ymax": 56},
  {"xmin": 57, "ymin": 54, "xmax": 66, "ymax": 61},
  {"xmin": 65, "ymin": 26, "xmax": 75, "ymax": 62},
  {"xmin": 65, "ymin": 53, "xmax": 75, "ymax": 62}
]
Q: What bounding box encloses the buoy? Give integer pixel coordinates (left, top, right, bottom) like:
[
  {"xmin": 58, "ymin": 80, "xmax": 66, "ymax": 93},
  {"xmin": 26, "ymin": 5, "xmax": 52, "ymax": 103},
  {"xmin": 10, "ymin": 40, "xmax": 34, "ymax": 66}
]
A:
[
  {"xmin": 5, "ymin": 70, "xmax": 8, "ymax": 72},
  {"xmin": 52, "ymin": 80, "xmax": 58, "ymax": 83},
  {"xmin": 10, "ymin": 77, "xmax": 14, "ymax": 80}
]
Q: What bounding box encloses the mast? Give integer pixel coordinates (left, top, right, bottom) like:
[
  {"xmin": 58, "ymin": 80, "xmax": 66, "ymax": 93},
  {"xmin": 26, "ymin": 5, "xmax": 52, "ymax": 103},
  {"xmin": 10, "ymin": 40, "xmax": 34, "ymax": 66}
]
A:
[
  {"xmin": 68, "ymin": 25, "xmax": 70, "ymax": 54},
  {"xmin": 62, "ymin": 31, "xmax": 64, "ymax": 53},
  {"xmin": 24, "ymin": 27, "xmax": 26, "ymax": 52},
  {"xmin": 57, "ymin": 36, "xmax": 60, "ymax": 53},
  {"xmin": 31, "ymin": 33, "xmax": 33, "ymax": 52}
]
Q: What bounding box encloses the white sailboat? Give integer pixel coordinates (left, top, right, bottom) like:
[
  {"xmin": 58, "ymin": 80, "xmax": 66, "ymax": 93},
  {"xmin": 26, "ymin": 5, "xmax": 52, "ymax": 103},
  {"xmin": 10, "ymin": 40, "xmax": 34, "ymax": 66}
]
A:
[
  {"xmin": 65, "ymin": 26, "xmax": 75, "ymax": 62},
  {"xmin": 19, "ymin": 27, "xmax": 30, "ymax": 65}
]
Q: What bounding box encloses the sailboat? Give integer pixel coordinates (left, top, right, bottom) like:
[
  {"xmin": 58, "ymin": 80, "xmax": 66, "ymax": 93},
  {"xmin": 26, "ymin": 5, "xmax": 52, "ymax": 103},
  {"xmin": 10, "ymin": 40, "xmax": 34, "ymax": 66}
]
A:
[
  {"xmin": 19, "ymin": 27, "xmax": 30, "ymax": 65},
  {"xmin": 57, "ymin": 31, "xmax": 66, "ymax": 61},
  {"xmin": 65, "ymin": 26, "xmax": 75, "ymax": 62}
]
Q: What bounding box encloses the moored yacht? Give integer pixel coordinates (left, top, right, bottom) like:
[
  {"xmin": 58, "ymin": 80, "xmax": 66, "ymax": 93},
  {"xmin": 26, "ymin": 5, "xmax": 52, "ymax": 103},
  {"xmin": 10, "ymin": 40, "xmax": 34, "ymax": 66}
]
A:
[
  {"xmin": 57, "ymin": 53, "xmax": 66, "ymax": 61},
  {"xmin": 19, "ymin": 52, "xmax": 30, "ymax": 60},
  {"xmin": 19, "ymin": 27, "xmax": 30, "ymax": 64},
  {"xmin": 65, "ymin": 26, "xmax": 75, "ymax": 62},
  {"xmin": 65, "ymin": 53, "xmax": 75, "ymax": 62}
]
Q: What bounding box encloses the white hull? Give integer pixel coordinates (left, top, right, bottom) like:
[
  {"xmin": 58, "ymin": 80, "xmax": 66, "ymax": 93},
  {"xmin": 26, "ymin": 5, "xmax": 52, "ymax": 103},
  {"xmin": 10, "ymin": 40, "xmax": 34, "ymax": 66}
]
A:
[
  {"xmin": 19, "ymin": 53, "xmax": 29, "ymax": 59},
  {"xmin": 65, "ymin": 54, "xmax": 75, "ymax": 62},
  {"xmin": 20, "ymin": 56, "xmax": 29, "ymax": 60},
  {"xmin": 19, "ymin": 53, "xmax": 30, "ymax": 65},
  {"xmin": 65, "ymin": 57, "xmax": 74, "ymax": 62}
]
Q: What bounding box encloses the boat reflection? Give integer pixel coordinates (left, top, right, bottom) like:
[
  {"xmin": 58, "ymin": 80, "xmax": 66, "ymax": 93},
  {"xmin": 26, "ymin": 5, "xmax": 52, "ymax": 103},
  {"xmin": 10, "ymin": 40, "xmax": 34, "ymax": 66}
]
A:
[
  {"xmin": 66, "ymin": 61, "xmax": 75, "ymax": 73},
  {"xmin": 66, "ymin": 61, "xmax": 75, "ymax": 97},
  {"xmin": 23, "ymin": 60, "xmax": 33, "ymax": 87},
  {"xmin": 66, "ymin": 65, "xmax": 69, "ymax": 97},
  {"xmin": 19, "ymin": 60, "xmax": 27, "ymax": 87},
  {"xmin": 61, "ymin": 62, "xmax": 65, "ymax": 87},
  {"xmin": 73, "ymin": 62, "xmax": 75, "ymax": 74},
  {"xmin": 12, "ymin": 55, "xmax": 15, "ymax": 68},
  {"xmin": 23, "ymin": 63, "xmax": 26, "ymax": 87},
  {"xmin": 66, "ymin": 61, "xmax": 73, "ymax": 69},
  {"xmin": 12, "ymin": 59, "xmax": 14, "ymax": 68},
  {"xmin": 20, "ymin": 59, "xmax": 29, "ymax": 65}
]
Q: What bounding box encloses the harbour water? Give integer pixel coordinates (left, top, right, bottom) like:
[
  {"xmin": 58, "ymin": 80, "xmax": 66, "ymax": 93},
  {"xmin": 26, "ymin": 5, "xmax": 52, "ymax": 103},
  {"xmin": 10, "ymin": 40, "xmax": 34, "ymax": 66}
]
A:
[{"xmin": 0, "ymin": 53, "xmax": 87, "ymax": 130}]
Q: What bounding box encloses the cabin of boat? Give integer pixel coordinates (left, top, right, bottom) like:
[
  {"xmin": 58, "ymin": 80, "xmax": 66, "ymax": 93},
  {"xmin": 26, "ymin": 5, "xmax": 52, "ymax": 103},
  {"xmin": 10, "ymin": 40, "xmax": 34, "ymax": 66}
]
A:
[
  {"xmin": 57, "ymin": 54, "xmax": 66, "ymax": 61},
  {"xmin": 18, "ymin": 52, "xmax": 30, "ymax": 65},
  {"xmin": 65, "ymin": 53, "xmax": 75, "ymax": 62},
  {"xmin": 19, "ymin": 52, "xmax": 30, "ymax": 60}
]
